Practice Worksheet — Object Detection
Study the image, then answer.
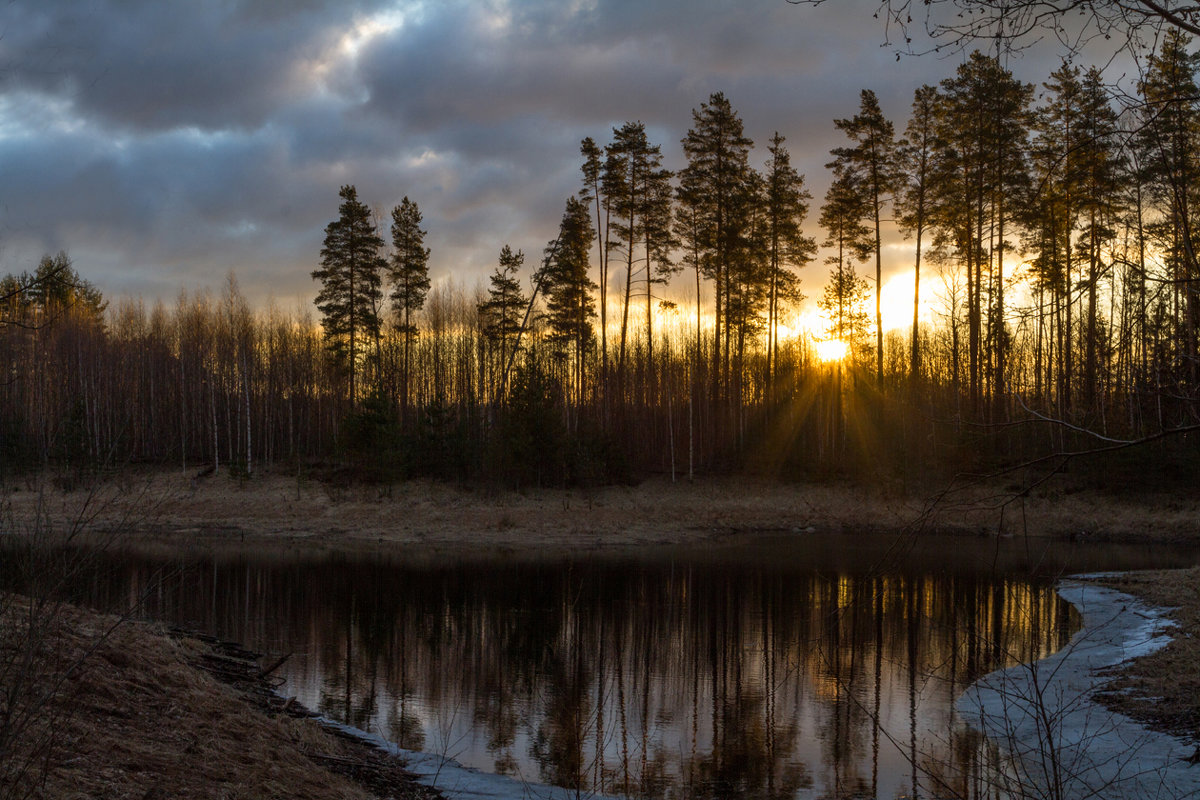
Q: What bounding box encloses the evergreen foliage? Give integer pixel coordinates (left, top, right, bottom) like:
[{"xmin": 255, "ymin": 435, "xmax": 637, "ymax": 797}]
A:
[
  {"xmin": 479, "ymin": 245, "xmax": 527, "ymax": 379},
  {"xmin": 679, "ymin": 92, "xmax": 756, "ymax": 408},
  {"xmin": 763, "ymin": 133, "xmax": 816, "ymax": 398},
  {"xmin": 830, "ymin": 89, "xmax": 900, "ymax": 381},
  {"xmin": 312, "ymin": 185, "xmax": 385, "ymax": 407},
  {"xmin": 389, "ymin": 196, "xmax": 431, "ymax": 414},
  {"xmin": 539, "ymin": 196, "xmax": 596, "ymax": 408}
]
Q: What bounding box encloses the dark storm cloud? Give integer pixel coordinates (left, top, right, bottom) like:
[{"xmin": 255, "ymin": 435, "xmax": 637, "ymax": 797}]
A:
[{"xmin": 0, "ymin": 0, "xmax": 1094, "ymax": 305}]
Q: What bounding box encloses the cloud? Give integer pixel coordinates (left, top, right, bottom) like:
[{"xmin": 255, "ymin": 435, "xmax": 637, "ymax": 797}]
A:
[{"xmin": 0, "ymin": 0, "xmax": 1097, "ymax": 306}]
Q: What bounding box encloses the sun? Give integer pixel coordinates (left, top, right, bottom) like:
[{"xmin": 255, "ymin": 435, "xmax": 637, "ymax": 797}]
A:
[
  {"xmin": 814, "ymin": 339, "xmax": 849, "ymax": 363},
  {"xmin": 879, "ymin": 271, "xmax": 937, "ymax": 331}
]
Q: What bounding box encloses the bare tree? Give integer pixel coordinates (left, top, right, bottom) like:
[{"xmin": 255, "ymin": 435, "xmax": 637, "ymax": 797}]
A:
[{"xmin": 789, "ymin": 0, "xmax": 1200, "ymax": 57}]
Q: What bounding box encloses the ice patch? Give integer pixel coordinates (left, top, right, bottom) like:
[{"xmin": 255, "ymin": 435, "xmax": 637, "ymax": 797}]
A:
[
  {"xmin": 315, "ymin": 718, "xmax": 626, "ymax": 800},
  {"xmin": 958, "ymin": 580, "xmax": 1200, "ymax": 800}
]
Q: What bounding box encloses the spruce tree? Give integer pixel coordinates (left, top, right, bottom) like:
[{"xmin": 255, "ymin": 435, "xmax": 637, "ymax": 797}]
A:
[
  {"xmin": 819, "ymin": 169, "xmax": 874, "ymax": 361},
  {"xmin": 312, "ymin": 184, "xmax": 385, "ymax": 407}
]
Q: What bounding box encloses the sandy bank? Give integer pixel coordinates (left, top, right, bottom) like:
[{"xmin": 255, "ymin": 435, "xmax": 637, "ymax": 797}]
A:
[{"xmin": 958, "ymin": 580, "xmax": 1200, "ymax": 800}]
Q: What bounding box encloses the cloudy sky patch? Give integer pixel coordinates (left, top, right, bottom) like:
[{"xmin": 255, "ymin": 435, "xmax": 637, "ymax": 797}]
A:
[{"xmin": 0, "ymin": 0, "xmax": 1132, "ymax": 309}]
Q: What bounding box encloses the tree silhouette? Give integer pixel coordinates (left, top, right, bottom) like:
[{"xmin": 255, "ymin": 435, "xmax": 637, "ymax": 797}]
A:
[
  {"xmin": 312, "ymin": 185, "xmax": 385, "ymax": 408},
  {"xmin": 389, "ymin": 196, "xmax": 431, "ymax": 417},
  {"xmin": 830, "ymin": 89, "xmax": 899, "ymax": 382}
]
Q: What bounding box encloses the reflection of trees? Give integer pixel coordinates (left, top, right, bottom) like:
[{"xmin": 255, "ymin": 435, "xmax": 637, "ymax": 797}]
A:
[
  {"xmin": 682, "ymin": 686, "xmax": 811, "ymax": 800},
  {"xmin": 93, "ymin": 554, "xmax": 1078, "ymax": 800}
]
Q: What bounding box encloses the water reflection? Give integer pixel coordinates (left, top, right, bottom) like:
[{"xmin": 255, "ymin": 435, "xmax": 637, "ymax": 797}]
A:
[{"xmin": 51, "ymin": 538, "xmax": 1113, "ymax": 800}]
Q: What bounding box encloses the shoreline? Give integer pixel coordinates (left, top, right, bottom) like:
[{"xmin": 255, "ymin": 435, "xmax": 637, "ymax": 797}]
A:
[
  {"xmin": 958, "ymin": 578, "xmax": 1200, "ymax": 799},
  {"xmin": 0, "ymin": 598, "xmax": 437, "ymax": 799},
  {"xmin": 6, "ymin": 469, "xmax": 1200, "ymax": 798}
]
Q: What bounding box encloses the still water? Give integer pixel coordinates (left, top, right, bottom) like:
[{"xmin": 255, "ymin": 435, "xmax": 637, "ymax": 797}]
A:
[{"xmin": 67, "ymin": 533, "xmax": 1200, "ymax": 799}]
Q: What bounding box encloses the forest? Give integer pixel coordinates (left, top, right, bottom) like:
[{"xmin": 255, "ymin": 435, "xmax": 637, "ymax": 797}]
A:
[{"xmin": 4, "ymin": 33, "xmax": 1200, "ymax": 491}]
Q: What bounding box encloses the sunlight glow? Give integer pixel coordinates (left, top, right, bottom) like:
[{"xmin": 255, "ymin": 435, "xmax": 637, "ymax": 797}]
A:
[
  {"xmin": 773, "ymin": 322, "xmax": 798, "ymax": 341},
  {"xmin": 306, "ymin": 5, "xmax": 412, "ymax": 88},
  {"xmin": 338, "ymin": 8, "xmax": 409, "ymax": 60},
  {"xmin": 814, "ymin": 339, "xmax": 849, "ymax": 363},
  {"xmin": 879, "ymin": 270, "xmax": 937, "ymax": 332}
]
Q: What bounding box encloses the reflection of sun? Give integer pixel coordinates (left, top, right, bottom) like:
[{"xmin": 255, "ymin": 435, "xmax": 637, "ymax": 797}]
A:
[{"xmin": 814, "ymin": 339, "xmax": 849, "ymax": 363}]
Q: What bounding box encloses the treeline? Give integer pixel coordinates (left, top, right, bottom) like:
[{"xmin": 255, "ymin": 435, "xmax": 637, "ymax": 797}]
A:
[{"xmin": 5, "ymin": 36, "xmax": 1200, "ymax": 488}]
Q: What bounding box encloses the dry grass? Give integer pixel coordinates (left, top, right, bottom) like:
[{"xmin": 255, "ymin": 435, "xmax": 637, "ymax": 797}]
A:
[
  {"xmin": 6, "ymin": 467, "xmax": 1200, "ymax": 560},
  {"xmin": 0, "ymin": 597, "xmax": 433, "ymax": 800},
  {"xmin": 1088, "ymin": 568, "xmax": 1200, "ymax": 743}
]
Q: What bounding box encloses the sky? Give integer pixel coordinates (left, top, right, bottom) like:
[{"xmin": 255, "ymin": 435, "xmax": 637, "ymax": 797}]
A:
[{"xmin": 0, "ymin": 0, "xmax": 1140, "ymax": 325}]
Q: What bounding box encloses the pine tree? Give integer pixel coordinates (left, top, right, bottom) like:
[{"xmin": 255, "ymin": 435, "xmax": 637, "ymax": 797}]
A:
[
  {"xmin": 1028, "ymin": 62, "xmax": 1085, "ymax": 411},
  {"xmin": 1138, "ymin": 29, "xmax": 1200, "ymax": 393},
  {"xmin": 933, "ymin": 54, "xmax": 1032, "ymax": 416},
  {"xmin": 896, "ymin": 85, "xmax": 940, "ymax": 383},
  {"xmin": 830, "ymin": 89, "xmax": 899, "ymax": 382},
  {"xmin": 1075, "ymin": 68, "xmax": 1122, "ymax": 412},
  {"xmin": 312, "ymin": 184, "xmax": 385, "ymax": 407},
  {"xmin": 389, "ymin": 196, "xmax": 431, "ymax": 416},
  {"xmin": 603, "ymin": 121, "xmax": 675, "ymax": 399},
  {"xmin": 763, "ymin": 133, "xmax": 816, "ymax": 401},
  {"xmin": 819, "ymin": 170, "xmax": 874, "ymax": 361},
  {"xmin": 479, "ymin": 244, "xmax": 527, "ymax": 398},
  {"xmin": 579, "ymin": 137, "xmax": 611, "ymax": 394},
  {"xmin": 539, "ymin": 197, "xmax": 596, "ymax": 409},
  {"xmin": 678, "ymin": 92, "xmax": 755, "ymax": 406},
  {"xmin": 31, "ymin": 253, "xmax": 106, "ymax": 319},
  {"xmin": 818, "ymin": 261, "xmax": 872, "ymax": 357}
]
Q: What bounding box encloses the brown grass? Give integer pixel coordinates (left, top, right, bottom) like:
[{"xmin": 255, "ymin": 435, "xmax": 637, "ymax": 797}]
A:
[
  {"xmin": 0, "ymin": 598, "xmax": 433, "ymax": 800},
  {"xmin": 1088, "ymin": 568, "xmax": 1200, "ymax": 743},
  {"xmin": 7, "ymin": 467, "xmax": 1200, "ymax": 560}
]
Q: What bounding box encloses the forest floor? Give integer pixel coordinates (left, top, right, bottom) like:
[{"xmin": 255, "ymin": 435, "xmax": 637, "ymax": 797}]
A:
[{"xmin": 5, "ymin": 465, "xmax": 1200, "ymax": 558}]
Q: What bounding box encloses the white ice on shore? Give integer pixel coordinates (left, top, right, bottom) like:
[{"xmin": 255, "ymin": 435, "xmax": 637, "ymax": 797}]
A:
[
  {"xmin": 316, "ymin": 718, "xmax": 625, "ymax": 800},
  {"xmin": 958, "ymin": 579, "xmax": 1200, "ymax": 800}
]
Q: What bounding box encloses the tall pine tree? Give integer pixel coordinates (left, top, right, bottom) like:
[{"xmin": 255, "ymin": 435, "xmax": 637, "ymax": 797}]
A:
[
  {"xmin": 763, "ymin": 133, "xmax": 816, "ymax": 401},
  {"xmin": 389, "ymin": 196, "xmax": 431, "ymax": 416},
  {"xmin": 313, "ymin": 184, "xmax": 385, "ymax": 408},
  {"xmin": 539, "ymin": 196, "xmax": 596, "ymax": 411},
  {"xmin": 679, "ymin": 92, "xmax": 755, "ymax": 407},
  {"xmin": 829, "ymin": 89, "xmax": 899, "ymax": 382},
  {"xmin": 479, "ymin": 244, "xmax": 526, "ymax": 399}
]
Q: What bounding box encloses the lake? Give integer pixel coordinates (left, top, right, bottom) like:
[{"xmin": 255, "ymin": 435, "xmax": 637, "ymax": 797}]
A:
[{"xmin": 51, "ymin": 532, "xmax": 1200, "ymax": 799}]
